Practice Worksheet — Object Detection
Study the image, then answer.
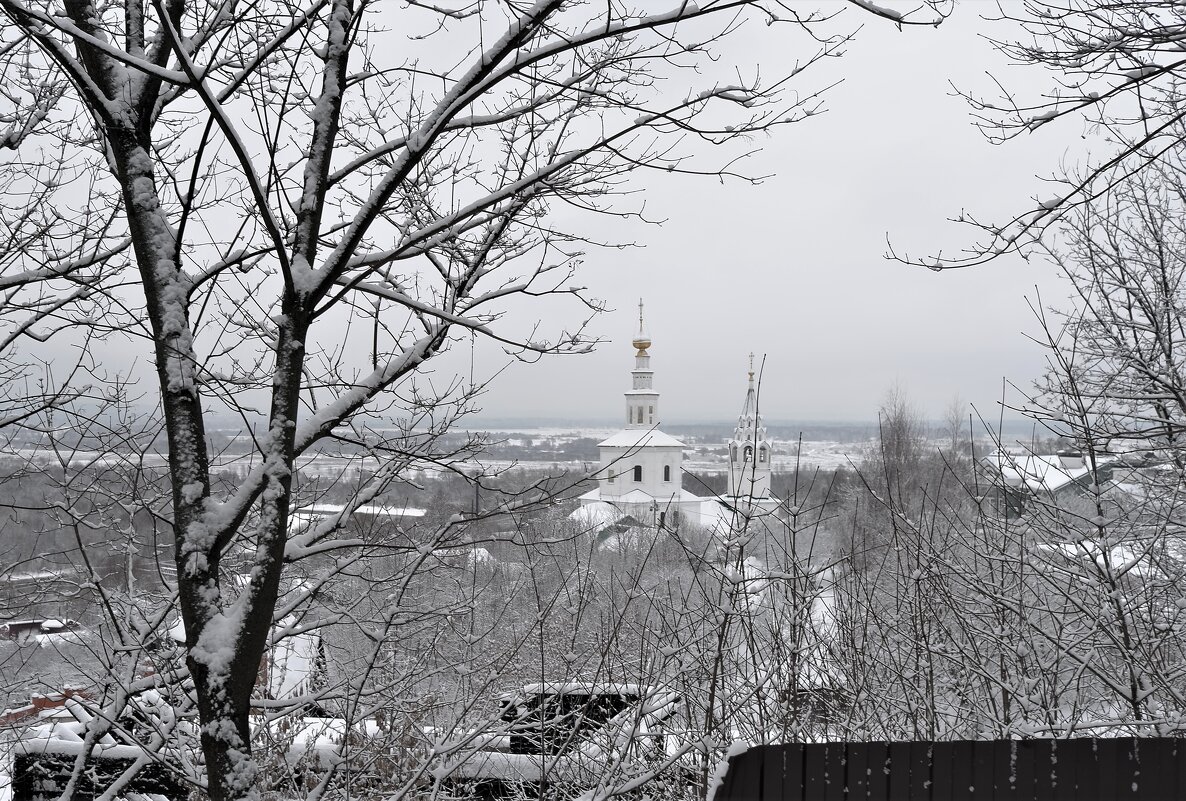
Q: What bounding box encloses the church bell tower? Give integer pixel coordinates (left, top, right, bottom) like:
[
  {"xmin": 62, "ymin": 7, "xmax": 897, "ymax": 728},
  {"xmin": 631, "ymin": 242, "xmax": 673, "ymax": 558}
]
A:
[
  {"xmin": 625, "ymin": 300, "xmax": 659, "ymax": 429},
  {"xmin": 727, "ymin": 354, "xmax": 772, "ymax": 500}
]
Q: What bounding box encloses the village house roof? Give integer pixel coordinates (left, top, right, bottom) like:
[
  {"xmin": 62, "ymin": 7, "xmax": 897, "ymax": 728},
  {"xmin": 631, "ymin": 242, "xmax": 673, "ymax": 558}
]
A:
[{"xmin": 984, "ymin": 450, "xmax": 1117, "ymax": 494}]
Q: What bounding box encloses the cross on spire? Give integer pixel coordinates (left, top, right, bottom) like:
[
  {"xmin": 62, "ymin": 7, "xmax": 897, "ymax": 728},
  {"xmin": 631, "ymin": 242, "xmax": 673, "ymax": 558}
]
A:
[
  {"xmin": 748, "ymin": 352, "xmax": 755, "ymax": 383},
  {"xmin": 638, "ymin": 298, "xmax": 645, "ymax": 335}
]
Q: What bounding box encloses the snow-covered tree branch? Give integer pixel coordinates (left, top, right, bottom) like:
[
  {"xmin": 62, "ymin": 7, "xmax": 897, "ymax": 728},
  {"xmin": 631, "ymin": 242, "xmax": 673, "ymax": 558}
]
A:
[{"xmin": 0, "ymin": 1, "xmax": 944, "ymax": 799}]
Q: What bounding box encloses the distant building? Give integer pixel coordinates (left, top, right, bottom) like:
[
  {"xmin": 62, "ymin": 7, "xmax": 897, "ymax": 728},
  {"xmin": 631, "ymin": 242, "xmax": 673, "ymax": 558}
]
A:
[
  {"xmin": 982, "ymin": 450, "xmax": 1118, "ymax": 517},
  {"xmin": 574, "ymin": 302, "xmax": 779, "ymax": 533},
  {"xmin": 722, "ymin": 355, "xmax": 780, "ymax": 519}
]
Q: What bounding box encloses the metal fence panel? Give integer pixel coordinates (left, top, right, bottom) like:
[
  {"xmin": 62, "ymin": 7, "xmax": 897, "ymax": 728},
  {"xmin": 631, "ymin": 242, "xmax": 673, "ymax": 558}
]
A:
[{"xmin": 714, "ymin": 738, "xmax": 1186, "ymax": 801}]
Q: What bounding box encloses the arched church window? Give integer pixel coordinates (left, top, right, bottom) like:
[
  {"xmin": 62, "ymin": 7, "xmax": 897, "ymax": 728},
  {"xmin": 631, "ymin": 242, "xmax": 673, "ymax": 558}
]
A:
[
  {"xmin": 729, "ymin": 444, "xmax": 737, "ymax": 462},
  {"xmin": 633, "ymin": 465, "xmax": 642, "ymax": 482},
  {"xmin": 743, "ymin": 445, "xmax": 753, "ymax": 462},
  {"xmin": 648, "ymin": 405, "xmax": 654, "ymax": 423},
  {"xmin": 759, "ymin": 446, "xmax": 767, "ymax": 463},
  {"xmin": 664, "ymin": 465, "xmax": 671, "ymax": 482},
  {"xmin": 637, "ymin": 407, "xmax": 645, "ymax": 424},
  {"xmin": 608, "ymin": 471, "xmax": 615, "ymax": 483}
]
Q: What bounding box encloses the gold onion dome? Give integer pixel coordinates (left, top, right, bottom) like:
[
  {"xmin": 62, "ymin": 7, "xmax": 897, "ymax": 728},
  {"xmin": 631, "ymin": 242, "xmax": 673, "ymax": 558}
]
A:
[{"xmin": 633, "ymin": 298, "xmax": 651, "ymax": 353}]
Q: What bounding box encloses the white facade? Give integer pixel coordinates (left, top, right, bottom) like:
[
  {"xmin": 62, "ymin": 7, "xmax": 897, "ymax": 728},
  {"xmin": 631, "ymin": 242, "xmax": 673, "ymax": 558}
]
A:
[
  {"xmin": 597, "ymin": 429, "xmax": 683, "ymax": 501},
  {"xmin": 575, "ymin": 307, "xmax": 780, "ymax": 533},
  {"xmin": 577, "ymin": 302, "xmax": 708, "ymax": 527}
]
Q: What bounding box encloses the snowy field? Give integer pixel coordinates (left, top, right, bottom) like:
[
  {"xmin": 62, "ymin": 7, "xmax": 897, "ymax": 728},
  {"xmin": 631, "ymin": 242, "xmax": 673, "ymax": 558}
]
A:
[{"xmin": 3, "ymin": 431, "xmax": 871, "ymax": 478}]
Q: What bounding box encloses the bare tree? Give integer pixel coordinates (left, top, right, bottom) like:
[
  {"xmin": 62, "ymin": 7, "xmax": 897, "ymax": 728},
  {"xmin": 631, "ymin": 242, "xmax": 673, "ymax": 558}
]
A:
[
  {"xmin": 1029, "ymin": 149, "xmax": 1186, "ymax": 466},
  {"xmin": 0, "ymin": 1, "xmax": 947, "ymax": 799},
  {"xmin": 821, "ymin": 158, "xmax": 1186, "ymax": 741},
  {"xmin": 1008, "ymin": 150, "xmax": 1186, "ymax": 733},
  {"xmin": 890, "ymin": 2, "xmax": 1186, "ymax": 268}
]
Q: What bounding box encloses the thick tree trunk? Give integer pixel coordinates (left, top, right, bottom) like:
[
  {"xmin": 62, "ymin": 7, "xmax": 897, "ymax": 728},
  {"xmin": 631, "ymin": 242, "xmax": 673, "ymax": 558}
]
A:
[{"xmin": 112, "ymin": 126, "xmax": 308, "ymax": 801}]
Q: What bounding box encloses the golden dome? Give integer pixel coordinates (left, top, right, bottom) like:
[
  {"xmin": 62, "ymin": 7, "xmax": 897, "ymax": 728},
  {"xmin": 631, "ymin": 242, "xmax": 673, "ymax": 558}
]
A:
[{"xmin": 633, "ymin": 299, "xmax": 650, "ymax": 352}]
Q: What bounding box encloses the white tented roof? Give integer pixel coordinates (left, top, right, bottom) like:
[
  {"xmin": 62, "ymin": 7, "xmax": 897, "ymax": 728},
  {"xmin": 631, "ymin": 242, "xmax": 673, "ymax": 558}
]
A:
[{"xmin": 597, "ymin": 429, "xmax": 686, "ymax": 449}]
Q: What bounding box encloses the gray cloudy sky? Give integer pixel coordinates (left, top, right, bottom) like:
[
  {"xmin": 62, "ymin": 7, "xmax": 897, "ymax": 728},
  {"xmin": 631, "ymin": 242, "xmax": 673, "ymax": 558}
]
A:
[{"xmin": 470, "ymin": 6, "xmax": 1090, "ymax": 425}]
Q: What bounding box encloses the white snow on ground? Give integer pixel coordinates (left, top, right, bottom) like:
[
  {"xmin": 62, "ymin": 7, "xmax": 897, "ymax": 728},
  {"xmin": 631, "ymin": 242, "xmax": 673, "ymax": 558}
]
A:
[
  {"xmin": 5, "ymin": 436, "xmax": 868, "ymax": 480},
  {"xmin": 438, "ymin": 749, "xmax": 598, "ymax": 784}
]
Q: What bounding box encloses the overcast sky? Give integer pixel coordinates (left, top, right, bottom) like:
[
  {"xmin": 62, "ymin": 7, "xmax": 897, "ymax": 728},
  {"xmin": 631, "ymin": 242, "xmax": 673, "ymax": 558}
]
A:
[{"xmin": 466, "ymin": 5, "xmax": 1093, "ymax": 426}]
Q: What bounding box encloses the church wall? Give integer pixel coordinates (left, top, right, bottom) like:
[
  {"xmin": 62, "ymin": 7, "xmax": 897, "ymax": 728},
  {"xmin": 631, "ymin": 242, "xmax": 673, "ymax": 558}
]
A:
[
  {"xmin": 597, "ymin": 444, "xmax": 683, "ymax": 501},
  {"xmin": 727, "ymin": 449, "xmax": 772, "ymax": 498}
]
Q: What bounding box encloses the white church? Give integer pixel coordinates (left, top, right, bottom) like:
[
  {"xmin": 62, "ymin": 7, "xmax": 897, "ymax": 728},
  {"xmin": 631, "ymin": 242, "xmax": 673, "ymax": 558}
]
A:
[{"xmin": 574, "ymin": 302, "xmax": 781, "ymax": 533}]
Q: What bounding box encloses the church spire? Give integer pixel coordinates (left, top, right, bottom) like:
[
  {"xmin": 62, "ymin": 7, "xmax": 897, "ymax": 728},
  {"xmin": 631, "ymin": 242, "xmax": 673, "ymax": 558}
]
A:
[
  {"xmin": 625, "ymin": 299, "xmax": 658, "ymax": 429},
  {"xmin": 728, "ymin": 353, "xmax": 772, "ymax": 499}
]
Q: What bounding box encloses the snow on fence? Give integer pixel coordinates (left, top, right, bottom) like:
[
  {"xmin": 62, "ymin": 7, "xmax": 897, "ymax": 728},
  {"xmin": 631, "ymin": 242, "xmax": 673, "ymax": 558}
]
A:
[{"xmin": 714, "ymin": 739, "xmax": 1186, "ymax": 801}]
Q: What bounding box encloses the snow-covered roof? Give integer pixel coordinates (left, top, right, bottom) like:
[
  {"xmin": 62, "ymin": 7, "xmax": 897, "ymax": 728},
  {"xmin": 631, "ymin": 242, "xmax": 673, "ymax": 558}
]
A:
[
  {"xmin": 1039, "ymin": 539, "xmax": 1157, "ymax": 579},
  {"xmin": 985, "ymin": 451, "xmax": 1116, "ymax": 494},
  {"xmin": 597, "ymin": 429, "xmax": 686, "ymax": 449},
  {"xmin": 11, "ymin": 690, "xmax": 179, "ymax": 761},
  {"xmin": 697, "ymin": 499, "xmax": 732, "ymax": 530},
  {"xmin": 501, "ymin": 682, "xmax": 652, "ymax": 698},
  {"xmin": 569, "ymin": 499, "xmax": 623, "ymax": 527},
  {"xmin": 576, "ymin": 491, "xmax": 783, "ymax": 534},
  {"xmin": 620, "ymin": 488, "xmax": 701, "ymax": 504},
  {"xmin": 293, "ymin": 502, "xmax": 426, "ymax": 519},
  {"xmin": 578, "ymin": 487, "xmax": 704, "ymax": 506},
  {"xmin": 441, "ymin": 683, "xmax": 683, "ymax": 784},
  {"xmin": 0, "ymin": 619, "xmax": 86, "ymax": 647}
]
